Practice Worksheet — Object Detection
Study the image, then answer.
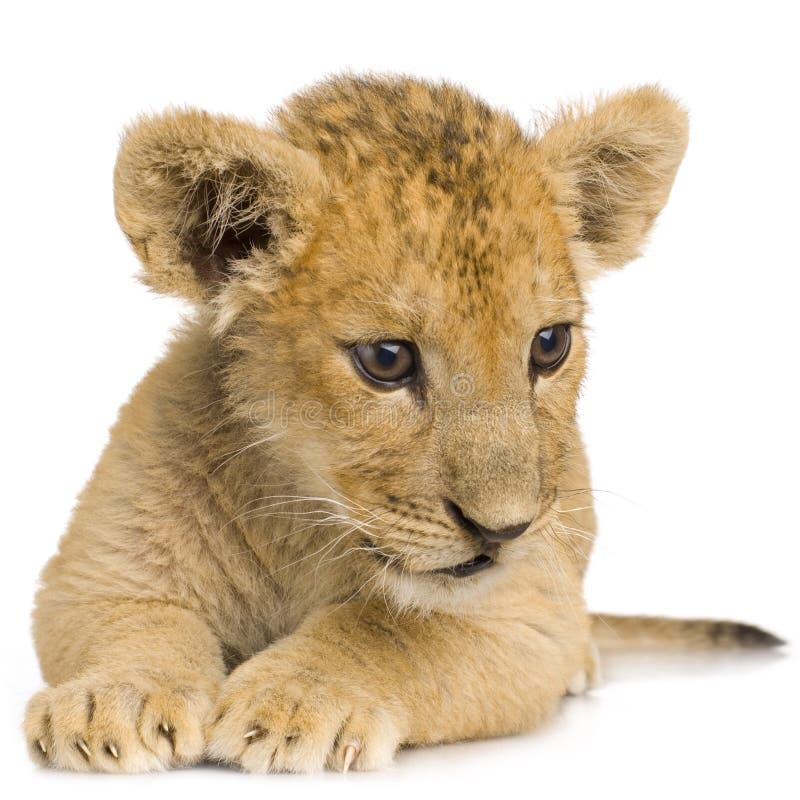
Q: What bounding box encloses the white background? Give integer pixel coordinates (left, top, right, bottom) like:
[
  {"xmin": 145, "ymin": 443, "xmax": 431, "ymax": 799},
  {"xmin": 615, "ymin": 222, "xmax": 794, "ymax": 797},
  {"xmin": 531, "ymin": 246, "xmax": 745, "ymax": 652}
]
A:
[{"xmin": 1, "ymin": 1, "xmax": 797, "ymax": 798}]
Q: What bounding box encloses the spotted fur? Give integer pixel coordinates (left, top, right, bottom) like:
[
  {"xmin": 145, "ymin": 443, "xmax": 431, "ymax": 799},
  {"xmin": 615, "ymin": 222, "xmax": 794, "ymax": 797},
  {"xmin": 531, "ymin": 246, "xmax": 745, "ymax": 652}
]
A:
[{"xmin": 25, "ymin": 75, "xmax": 779, "ymax": 774}]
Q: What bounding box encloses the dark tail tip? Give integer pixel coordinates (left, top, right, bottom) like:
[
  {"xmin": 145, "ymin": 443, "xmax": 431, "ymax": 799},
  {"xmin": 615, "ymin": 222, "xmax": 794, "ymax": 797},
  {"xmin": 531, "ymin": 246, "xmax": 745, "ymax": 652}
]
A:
[{"xmin": 731, "ymin": 623, "xmax": 786, "ymax": 648}]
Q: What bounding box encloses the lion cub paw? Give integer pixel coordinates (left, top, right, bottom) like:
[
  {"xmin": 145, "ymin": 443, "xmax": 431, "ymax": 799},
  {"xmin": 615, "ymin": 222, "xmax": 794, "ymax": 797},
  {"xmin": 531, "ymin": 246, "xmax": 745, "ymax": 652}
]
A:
[
  {"xmin": 24, "ymin": 673, "xmax": 215, "ymax": 772},
  {"xmin": 207, "ymin": 661, "xmax": 404, "ymax": 773},
  {"xmin": 566, "ymin": 641, "xmax": 602, "ymax": 696}
]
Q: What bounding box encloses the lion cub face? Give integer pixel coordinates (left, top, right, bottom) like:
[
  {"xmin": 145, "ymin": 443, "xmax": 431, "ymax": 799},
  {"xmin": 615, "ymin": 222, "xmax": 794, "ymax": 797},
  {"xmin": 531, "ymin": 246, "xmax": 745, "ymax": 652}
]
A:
[
  {"xmin": 114, "ymin": 76, "xmax": 687, "ymax": 608},
  {"xmin": 258, "ymin": 158, "xmax": 587, "ymax": 592}
]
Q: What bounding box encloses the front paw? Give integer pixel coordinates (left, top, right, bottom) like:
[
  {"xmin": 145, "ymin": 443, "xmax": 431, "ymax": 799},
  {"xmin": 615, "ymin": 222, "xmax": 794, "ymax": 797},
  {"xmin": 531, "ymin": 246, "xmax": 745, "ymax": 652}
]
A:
[
  {"xmin": 207, "ymin": 658, "xmax": 405, "ymax": 773},
  {"xmin": 24, "ymin": 672, "xmax": 216, "ymax": 772}
]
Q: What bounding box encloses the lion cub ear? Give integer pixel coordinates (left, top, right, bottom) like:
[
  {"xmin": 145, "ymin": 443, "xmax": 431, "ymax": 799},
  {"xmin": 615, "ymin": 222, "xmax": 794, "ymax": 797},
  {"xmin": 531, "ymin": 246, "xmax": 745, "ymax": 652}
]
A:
[
  {"xmin": 114, "ymin": 109, "xmax": 326, "ymax": 302},
  {"xmin": 535, "ymin": 86, "xmax": 689, "ymax": 282}
]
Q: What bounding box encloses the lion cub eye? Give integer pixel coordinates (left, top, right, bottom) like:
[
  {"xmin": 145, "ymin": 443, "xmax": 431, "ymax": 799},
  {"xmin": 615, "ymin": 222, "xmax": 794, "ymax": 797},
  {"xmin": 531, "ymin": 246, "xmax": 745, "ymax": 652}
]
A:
[
  {"xmin": 530, "ymin": 324, "xmax": 571, "ymax": 373},
  {"xmin": 352, "ymin": 341, "xmax": 417, "ymax": 388}
]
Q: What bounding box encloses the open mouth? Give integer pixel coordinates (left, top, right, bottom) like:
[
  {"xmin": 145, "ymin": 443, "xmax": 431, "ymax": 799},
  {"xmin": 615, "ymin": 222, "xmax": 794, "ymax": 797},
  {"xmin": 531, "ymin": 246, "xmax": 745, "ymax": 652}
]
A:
[
  {"xmin": 434, "ymin": 553, "xmax": 495, "ymax": 578},
  {"xmin": 363, "ymin": 539, "xmax": 497, "ymax": 579}
]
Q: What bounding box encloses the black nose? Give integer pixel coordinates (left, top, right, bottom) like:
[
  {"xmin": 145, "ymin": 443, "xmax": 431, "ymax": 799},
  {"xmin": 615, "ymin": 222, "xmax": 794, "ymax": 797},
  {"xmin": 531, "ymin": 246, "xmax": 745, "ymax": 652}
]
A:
[{"xmin": 444, "ymin": 500, "xmax": 532, "ymax": 543}]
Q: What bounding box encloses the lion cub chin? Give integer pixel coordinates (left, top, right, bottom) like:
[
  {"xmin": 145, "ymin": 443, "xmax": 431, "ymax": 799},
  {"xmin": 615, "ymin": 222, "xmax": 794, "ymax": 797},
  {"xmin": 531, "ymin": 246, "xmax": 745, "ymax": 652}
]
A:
[{"xmin": 26, "ymin": 74, "xmax": 700, "ymax": 773}]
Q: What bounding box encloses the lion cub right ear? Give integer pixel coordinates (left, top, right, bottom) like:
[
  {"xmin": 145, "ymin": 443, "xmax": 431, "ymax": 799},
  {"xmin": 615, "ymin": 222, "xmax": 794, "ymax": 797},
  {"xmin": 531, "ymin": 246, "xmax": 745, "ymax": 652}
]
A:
[
  {"xmin": 535, "ymin": 86, "xmax": 689, "ymax": 283},
  {"xmin": 114, "ymin": 109, "xmax": 327, "ymax": 303}
]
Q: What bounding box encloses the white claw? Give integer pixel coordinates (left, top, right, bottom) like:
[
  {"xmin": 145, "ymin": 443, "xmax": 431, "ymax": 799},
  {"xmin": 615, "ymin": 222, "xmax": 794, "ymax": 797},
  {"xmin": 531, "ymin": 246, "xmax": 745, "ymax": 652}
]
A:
[
  {"xmin": 108, "ymin": 743, "xmax": 119, "ymax": 759},
  {"xmin": 37, "ymin": 738, "xmax": 47, "ymax": 756},
  {"xmin": 342, "ymin": 741, "xmax": 360, "ymax": 773},
  {"xmin": 243, "ymin": 728, "xmax": 261, "ymax": 740},
  {"xmin": 77, "ymin": 738, "xmax": 92, "ymax": 759},
  {"xmin": 160, "ymin": 722, "xmax": 171, "ymax": 735}
]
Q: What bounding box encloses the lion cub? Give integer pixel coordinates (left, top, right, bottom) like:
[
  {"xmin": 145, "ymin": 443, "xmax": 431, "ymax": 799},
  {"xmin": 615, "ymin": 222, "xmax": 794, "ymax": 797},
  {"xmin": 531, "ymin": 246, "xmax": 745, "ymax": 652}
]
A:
[{"xmin": 24, "ymin": 75, "xmax": 780, "ymax": 773}]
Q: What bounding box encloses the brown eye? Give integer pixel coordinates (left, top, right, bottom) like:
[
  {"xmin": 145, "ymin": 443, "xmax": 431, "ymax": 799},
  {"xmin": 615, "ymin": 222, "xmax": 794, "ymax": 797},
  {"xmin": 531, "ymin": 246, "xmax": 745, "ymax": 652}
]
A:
[
  {"xmin": 352, "ymin": 341, "xmax": 417, "ymax": 387},
  {"xmin": 530, "ymin": 324, "xmax": 571, "ymax": 373}
]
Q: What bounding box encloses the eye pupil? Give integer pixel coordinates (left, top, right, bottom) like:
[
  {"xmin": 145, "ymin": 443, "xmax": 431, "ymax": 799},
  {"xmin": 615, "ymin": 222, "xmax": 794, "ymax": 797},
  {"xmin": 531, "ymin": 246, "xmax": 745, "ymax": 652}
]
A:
[
  {"xmin": 377, "ymin": 344, "xmax": 399, "ymax": 367},
  {"xmin": 538, "ymin": 328, "xmax": 556, "ymax": 353}
]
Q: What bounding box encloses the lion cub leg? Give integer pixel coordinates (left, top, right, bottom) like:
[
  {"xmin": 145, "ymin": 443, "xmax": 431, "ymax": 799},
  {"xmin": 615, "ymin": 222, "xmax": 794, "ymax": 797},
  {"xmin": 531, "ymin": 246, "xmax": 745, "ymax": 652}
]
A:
[
  {"xmin": 207, "ymin": 599, "xmax": 588, "ymax": 773},
  {"xmin": 25, "ymin": 598, "xmax": 225, "ymax": 772}
]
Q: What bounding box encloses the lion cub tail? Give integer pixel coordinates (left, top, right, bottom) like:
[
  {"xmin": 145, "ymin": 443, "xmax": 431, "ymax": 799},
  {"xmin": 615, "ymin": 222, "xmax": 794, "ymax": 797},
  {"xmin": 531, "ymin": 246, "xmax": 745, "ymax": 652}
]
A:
[{"xmin": 590, "ymin": 614, "xmax": 785, "ymax": 651}]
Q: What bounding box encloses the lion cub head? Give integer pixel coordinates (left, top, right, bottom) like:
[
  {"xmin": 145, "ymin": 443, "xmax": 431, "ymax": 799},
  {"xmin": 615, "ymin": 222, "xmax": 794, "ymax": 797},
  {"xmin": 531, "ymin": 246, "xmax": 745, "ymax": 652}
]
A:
[{"xmin": 114, "ymin": 76, "xmax": 687, "ymax": 608}]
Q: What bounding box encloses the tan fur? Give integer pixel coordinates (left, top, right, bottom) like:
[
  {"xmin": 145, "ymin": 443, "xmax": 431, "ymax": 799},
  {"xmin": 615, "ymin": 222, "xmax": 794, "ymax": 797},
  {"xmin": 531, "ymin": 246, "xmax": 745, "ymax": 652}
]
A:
[
  {"xmin": 591, "ymin": 614, "xmax": 784, "ymax": 651},
  {"xmin": 24, "ymin": 75, "xmax": 778, "ymax": 774}
]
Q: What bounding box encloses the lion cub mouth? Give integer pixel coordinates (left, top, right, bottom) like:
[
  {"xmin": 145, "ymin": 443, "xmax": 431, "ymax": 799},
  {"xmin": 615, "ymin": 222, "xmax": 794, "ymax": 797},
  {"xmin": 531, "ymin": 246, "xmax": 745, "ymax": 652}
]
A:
[
  {"xmin": 364, "ymin": 539, "xmax": 498, "ymax": 579},
  {"xmin": 434, "ymin": 553, "xmax": 496, "ymax": 578}
]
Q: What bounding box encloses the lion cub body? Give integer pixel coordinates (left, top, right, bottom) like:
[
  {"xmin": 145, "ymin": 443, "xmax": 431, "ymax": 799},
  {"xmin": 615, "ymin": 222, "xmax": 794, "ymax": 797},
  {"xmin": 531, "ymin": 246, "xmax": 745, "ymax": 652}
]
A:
[{"xmin": 26, "ymin": 76, "xmax": 690, "ymax": 772}]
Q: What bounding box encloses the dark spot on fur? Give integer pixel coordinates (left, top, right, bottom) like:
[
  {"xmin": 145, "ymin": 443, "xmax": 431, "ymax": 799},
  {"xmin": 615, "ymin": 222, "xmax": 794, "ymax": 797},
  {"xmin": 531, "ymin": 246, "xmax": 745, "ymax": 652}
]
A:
[
  {"xmin": 427, "ymin": 166, "xmax": 456, "ymax": 194},
  {"xmin": 442, "ymin": 119, "xmax": 470, "ymax": 146},
  {"xmin": 442, "ymin": 147, "xmax": 459, "ymax": 164},
  {"xmin": 472, "ymin": 190, "xmax": 492, "ymax": 215}
]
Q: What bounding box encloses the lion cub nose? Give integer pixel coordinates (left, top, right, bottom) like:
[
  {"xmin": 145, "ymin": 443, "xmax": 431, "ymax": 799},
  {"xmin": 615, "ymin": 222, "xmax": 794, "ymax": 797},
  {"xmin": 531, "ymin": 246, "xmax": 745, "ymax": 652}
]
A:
[{"xmin": 444, "ymin": 499, "xmax": 532, "ymax": 543}]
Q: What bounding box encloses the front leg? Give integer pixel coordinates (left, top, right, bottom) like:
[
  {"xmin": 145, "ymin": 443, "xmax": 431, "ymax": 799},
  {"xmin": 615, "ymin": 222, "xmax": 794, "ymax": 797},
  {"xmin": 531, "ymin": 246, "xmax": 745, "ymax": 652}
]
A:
[
  {"xmin": 208, "ymin": 595, "xmax": 590, "ymax": 772},
  {"xmin": 25, "ymin": 599, "xmax": 225, "ymax": 772}
]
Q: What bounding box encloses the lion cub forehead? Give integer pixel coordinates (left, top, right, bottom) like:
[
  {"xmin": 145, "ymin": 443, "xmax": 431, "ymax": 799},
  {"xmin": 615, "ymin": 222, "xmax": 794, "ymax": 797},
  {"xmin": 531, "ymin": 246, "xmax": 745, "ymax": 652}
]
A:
[
  {"xmin": 312, "ymin": 232, "xmax": 583, "ymax": 347},
  {"xmin": 276, "ymin": 77, "xmax": 576, "ymax": 324},
  {"xmin": 302, "ymin": 192, "xmax": 582, "ymax": 345},
  {"xmin": 276, "ymin": 74, "xmax": 529, "ymax": 179}
]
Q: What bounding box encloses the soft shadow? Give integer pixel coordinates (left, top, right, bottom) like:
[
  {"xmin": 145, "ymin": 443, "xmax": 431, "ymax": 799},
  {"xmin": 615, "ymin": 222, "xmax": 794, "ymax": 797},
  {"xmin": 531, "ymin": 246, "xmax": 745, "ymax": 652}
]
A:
[{"xmin": 600, "ymin": 645, "xmax": 789, "ymax": 682}]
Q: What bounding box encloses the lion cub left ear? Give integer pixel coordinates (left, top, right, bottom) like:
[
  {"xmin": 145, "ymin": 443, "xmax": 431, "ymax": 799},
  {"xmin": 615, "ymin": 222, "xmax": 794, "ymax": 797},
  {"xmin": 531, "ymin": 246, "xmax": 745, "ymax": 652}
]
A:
[
  {"xmin": 114, "ymin": 108, "xmax": 326, "ymax": 303},
  {"xmin": 536, "ymin": 86, "xmax": 689, "ymax": 282}
]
